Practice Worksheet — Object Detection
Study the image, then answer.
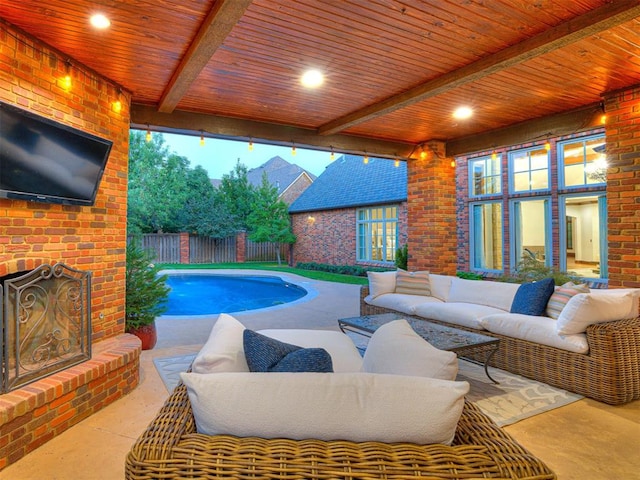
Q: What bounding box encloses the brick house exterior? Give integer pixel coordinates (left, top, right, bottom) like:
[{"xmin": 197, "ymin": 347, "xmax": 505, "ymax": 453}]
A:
[
  {"xmin": 406, "ymin": 86, "xmax": 640, "ymax": 290},
  {"xmin": 246, "ymin": 156, "xmax": 315, "ymax": 204},
  {"xmin": 290, "ymin": 155, "xmax": 407, "ymax": 267}
]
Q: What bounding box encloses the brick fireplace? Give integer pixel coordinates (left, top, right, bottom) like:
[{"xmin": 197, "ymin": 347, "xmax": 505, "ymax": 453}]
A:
[{"xmin": 0, "ymin": 21, "xmax": 139, "ymax": 469}]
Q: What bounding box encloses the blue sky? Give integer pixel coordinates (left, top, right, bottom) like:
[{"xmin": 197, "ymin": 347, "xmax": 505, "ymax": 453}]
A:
[{"xmin": 157, "ymin": 131, "xmax": 335, "ymax": 179}]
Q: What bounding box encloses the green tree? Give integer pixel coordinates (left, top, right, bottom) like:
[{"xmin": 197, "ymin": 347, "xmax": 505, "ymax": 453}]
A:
[
  {"xmin": 216, "ymin": 161, "xmax": 255, "ymax": 231},
  {"xmin": 247, "ymin": 172, "xmax": 296, "ymax": 264},
  {"xmin": 128, "ymin": 131, "xmax": 191, "ymax": 233}
]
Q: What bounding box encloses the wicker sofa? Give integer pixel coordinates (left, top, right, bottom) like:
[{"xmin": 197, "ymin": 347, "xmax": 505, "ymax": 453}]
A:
[
  {"xmin": 360, "ymin": 282, "xmax": 640, "ymax": 406},
  {"xmin": 125, "ymin": 380, "xmax": 556, "ymax": 479}
]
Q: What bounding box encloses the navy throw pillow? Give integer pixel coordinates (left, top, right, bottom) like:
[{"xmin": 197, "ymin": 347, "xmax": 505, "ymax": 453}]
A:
[
  {"xmin": 243, "ymin": 329, "xmax": 333, "ymax": 373},
  {"xmin": 510, "ymin": 278, "xmax": 556, "ymax": 316}
]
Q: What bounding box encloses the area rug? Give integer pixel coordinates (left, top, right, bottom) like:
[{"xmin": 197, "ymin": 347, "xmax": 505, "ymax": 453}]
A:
[{"xmin": 153, "ymin": 352, "xmax": 582, "ymax": 427}]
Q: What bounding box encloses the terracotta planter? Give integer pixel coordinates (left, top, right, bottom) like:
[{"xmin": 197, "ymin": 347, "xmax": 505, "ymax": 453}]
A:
[{"xmin": 127, "ymin": 321, "xmax": 157, "ymax": 350}]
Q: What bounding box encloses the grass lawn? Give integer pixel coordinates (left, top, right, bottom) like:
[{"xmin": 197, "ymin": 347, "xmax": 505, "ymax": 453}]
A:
[{"xmin": 158, "ymin": 262, "xmax": 369, "ymax": 285}]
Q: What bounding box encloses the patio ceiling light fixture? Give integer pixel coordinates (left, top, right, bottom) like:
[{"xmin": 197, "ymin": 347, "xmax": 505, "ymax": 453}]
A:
[
  {"xmin": 90, "ymin": 13, "xmax": 111, "ymax": 29},
  {"xmin": 453, "ymin": 106, "xmax": 473, "ymax": 120},
  {"xmin": 300, "ymin": 69, "xmax": 324, "ymax": 88}
]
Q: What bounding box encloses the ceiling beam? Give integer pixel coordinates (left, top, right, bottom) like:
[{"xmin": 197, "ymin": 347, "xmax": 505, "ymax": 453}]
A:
[
  {"xmin": 445, "ymin": 103, "xmax": 604, "ymax": 157},
  {"xmin": 131, "ymin": 103, "xmax": 416, "ymax": 159},
  {"xmin": 157, "ymin": 0, "xmax": 253, "ymax": 113},
  {"xmin": 318, "ymin": 0, "xmax": 640, "ymax": 136}
]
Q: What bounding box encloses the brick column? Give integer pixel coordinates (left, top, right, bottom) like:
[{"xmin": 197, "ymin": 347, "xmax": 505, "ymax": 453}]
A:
[
  {"xmin": 179, "ymin": 232, "xmax": 190, "ymax": 264},
  {"xmin": 604, "ymin": 84, "xmax": 640, "ymax": 288},
  {"xmin": 236, "ymin": 230, "xmax": 246, "ymax": 263},
  {"xmin": 407, "ymin": 141, "xmax": 457, "ymax": 274}
]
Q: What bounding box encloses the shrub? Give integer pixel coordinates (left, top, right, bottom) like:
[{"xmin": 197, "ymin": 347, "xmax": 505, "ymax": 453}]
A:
[
  {"xmin": 295, "ymin": 262, "xmax": 392, "ymax": 277},
  {"xmin": 495, "ymin": 256, "xmax": 579, "ymax": 284},
  {"xmin": 395, "ymin": 244, "xmax": 408, "ymax": 270}
]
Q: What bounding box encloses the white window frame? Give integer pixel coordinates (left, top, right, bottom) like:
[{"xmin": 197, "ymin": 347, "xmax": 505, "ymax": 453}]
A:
[
  {"xmin": 557, "ymin": 134, "xmax": 606, "ymax": 189},
  {"xmin": 469, "ymin": 200, "xmax": 503, "ymax": 273},
  {"xmin": 559, "ymin": 192, "xmax": 608, "ymax": 282},
  {"xmin": 356, "ymin": 205, "xmax": 398, "ymax": 263},
  {"xmin": 508, "ymin": 146, "xmax": 550, "ymax": 194},
  {"xmin": 468, "ymin": 154, "xmax": 502, "ymax": 198},
  {"xmin": 509, "ymin": 197, "xmax": 552, "ymax": 271}
]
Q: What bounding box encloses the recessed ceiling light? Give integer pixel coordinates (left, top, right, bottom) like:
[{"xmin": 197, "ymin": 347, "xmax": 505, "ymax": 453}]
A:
[
  {"xmin": 90, "ymin": 14, "xmax": 111, "ymax": 29},
  {"xmin": 453, "ymin": 106, "xmax": 473, "ymax": 120},
  {"xmin": 301, "ymin": 69, "xmax": 324, "ymax": 88}
]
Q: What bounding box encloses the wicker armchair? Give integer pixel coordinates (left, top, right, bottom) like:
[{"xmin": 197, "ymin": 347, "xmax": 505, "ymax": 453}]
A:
[
  {"xmin": 360, "ymin": 285, "xmax": 640, "ymax": 405},
  {"xmin": 125, "ymin": 381, "xmax": 555, "ymax": 479}
]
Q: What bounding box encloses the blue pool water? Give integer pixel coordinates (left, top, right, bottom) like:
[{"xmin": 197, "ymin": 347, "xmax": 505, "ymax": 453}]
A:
[{"xmin": 163, "ymin": 274, "xmax": 308, "ymax": 315}]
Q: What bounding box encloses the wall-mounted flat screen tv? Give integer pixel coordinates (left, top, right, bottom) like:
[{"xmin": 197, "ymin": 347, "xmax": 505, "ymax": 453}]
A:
[{"xmin": 0, "ymin": 101, "xmax": 113, "ymax": 206}]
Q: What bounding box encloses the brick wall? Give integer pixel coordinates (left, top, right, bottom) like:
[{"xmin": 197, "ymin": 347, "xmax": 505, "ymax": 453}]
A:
[
  {"xmin": 407, "ymin": 142, "xmax": 457, "ymax": 274},
  {"xmin": 0, "ymin": 21, "xmax": 130, "ymax": 341},
  {"xmin": 291, "ymin": 204, "xmax": 408, "ymax": 266},
  {"xmin": 0, "ymin": 21, "xmax": 138, "ymax": 469},
  {"xmin": 604, "ymin": 84, "xmax": 640, "ymax": 288},
  {"xmin": 280, "ymin": 175, "xmax": 313, "ymax": 205}
]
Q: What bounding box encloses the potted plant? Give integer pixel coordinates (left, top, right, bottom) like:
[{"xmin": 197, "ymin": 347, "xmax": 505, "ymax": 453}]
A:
[{"xmin": 125, "ymin": 240, "xmax": 170, "ymax": 350}]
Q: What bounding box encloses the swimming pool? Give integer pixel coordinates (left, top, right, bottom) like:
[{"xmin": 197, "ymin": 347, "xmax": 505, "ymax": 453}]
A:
[{"xmin": 163, "ymin": 273, "xmax": 308, "ymax": 315}]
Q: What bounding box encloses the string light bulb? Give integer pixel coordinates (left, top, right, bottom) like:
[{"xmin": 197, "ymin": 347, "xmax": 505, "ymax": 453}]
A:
[
  {"xmin": 451, "ymin": 159, "xmax": 456, "ymax": 168},
  {"xmin": 112, "ymin": 99, "xmax": 122, "ymax": 113},
  {"xmin": 394, "ymin": 158, "xmax": 400, "ymax": 167},
  {"xmin": 544, "ymin": 140, "xmax": 551, "ymax": 151},
  {"xmin": 601, "ymin": 114, "xmax": 607, "ymax": 125},
  {"xmin": 200, "ymin": 132, "xmax": 205, "ymax": 147},
  {"xmin": 330, "ymin": 147, "xmax": 335, "ymax": 161},
  {"xmin": 291, "ymin": 143, "xmax": 297, "ymax": 156},
  {"xmin": 145, "ymin": 126, "xmax": 151, "ymax": 143},
  {"xmin": 248, "ymin": 138, "xmax": 254, "ymax": 151},
  {"xmin": 491, "ymin": 150, "xmax": 497, "ymax": 160},
  {"xmin": 363, "ymin": 153, "xmax": 369, "ymax": 164},
  {"xmin": 62, "ymin": 60, "xmax": 72, "ymax": 90}
]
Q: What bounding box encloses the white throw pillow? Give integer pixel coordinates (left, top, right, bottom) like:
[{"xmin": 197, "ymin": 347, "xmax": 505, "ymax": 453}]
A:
[
  {"xmin": 362, "ymin": 319, "xmax": 458, "ymax": 380},
  {"xmin": 191, "ymin": 313, "xmax": 249, "ymax": 373},
  {"xmin": 556, "ymin": 291, "xmax": 635, "ymax": 335},
  {"xmin": 366, "ymin": 270, "xmax": 397, "ymax": 299},
  {"xmin": 429, "ymin": 274, "xmax": 455, "ymax": 301},
  {"xmin": 181, "ymin": 371, "xmax": 469, "ymax": 445}
]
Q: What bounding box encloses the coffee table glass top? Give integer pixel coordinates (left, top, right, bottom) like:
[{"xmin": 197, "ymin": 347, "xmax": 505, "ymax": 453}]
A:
[{"xmin": 338, "ymin": 312, "xmax": 499, "ymax": 352}]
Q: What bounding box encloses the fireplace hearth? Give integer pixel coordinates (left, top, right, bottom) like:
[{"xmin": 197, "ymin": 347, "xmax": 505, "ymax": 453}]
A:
[{"xmin": 0, "ymin": 263, "xmax": 91, "ymax": 392}]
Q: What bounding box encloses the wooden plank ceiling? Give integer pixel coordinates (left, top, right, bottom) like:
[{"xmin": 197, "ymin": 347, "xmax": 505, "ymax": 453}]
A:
[{"xmin": 1, "ymin": 0, "xmax": 639, "ymax": 158}]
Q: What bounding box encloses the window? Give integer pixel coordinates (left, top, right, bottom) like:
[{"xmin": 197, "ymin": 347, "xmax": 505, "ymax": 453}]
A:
[
  {"xmin": 509, "ymin": 147, "xmax": 549, "ymax": 193},
  {"xmin": 469, "ymin": 155, "xmax": 501, "ymax": 197},
  {"xmin": 559, "ymin": 135, "xmax": 606, "ymax": 188},
  {"xmin": 470, "ymin": 202, "xmax": 503, "ymax": 271},
  {"xmin": 357, "ymin": 206, "xmax": 398, "ymax": 263},
  {"xmin": 560, "ymin": 194, "xmax": 607, "ymax": 279},
  {"xmin": 510, "ymin": 198, "xmax": 551, "ymax": 270}
]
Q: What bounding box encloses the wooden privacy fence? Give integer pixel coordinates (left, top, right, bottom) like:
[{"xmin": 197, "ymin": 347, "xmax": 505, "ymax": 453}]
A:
[{"xmin": 127, "ymin": 233, "xmax": 286, "ymax": 264}]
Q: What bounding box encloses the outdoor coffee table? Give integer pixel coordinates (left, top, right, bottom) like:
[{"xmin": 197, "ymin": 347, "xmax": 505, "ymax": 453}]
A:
[{"xmin": 339, "ymin": 312, "xmax": 500, "ymax": 383}]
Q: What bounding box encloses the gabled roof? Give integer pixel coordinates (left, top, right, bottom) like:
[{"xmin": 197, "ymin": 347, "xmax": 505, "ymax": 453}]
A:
[
  {"xmin": 289, "ymin": 155, "xmax": 407, "ymax": 214},
  {"xmin": 247, "ymin": 156, "xmax": 316, "ymax": 195}
]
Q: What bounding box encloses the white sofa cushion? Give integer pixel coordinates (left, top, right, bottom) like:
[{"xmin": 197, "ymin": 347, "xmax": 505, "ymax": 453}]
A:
[
  {"xmin": 447, "ymin": 277, "xmax": 520, "ymax": 311},
  {"xmin": 429, "ymin": 274, "xmax": 455, "ymax": 301},
  {"xmin": 556, "ymin": 291, "xmax": 637, "ymax": 335},
  {"xmin": 413, "ymin": 302, "xmax": 504, "ymax": 330},
  {"xmin": 362, "ymin": 319, "xmax": 458, "ymax": 380},
  {"xmin": 480, "ymin": 313, "xmax": 589, "ymax": 354},
  {"xmin": 181, "ymin": 371, "xmax": 469, "ymax": 445},
  {"xmin": 365, "ymin": 292, "xmax": 441, "ymax": 315},
  {"xmin": 395, "ymin": 269, "xmax": 431, "ymax": 296},
  {"xmin": 366, "ymin": 270, "xmax": 397, "ymax": 299},
  {"xmin": 192, "ymin": 313, "xmax": 249, "ymax": 373},
  {"xmin": 258, "ymin": 329, "xmax": 363, "ymax": 373}
]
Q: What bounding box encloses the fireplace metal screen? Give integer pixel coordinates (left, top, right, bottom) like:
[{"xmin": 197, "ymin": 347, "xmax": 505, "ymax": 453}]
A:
[{"xmin": 1, "ymin": 263, "xmax": 91, "ymax": 392}]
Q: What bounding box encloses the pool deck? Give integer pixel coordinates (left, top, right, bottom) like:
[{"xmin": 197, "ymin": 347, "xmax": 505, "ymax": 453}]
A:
[{"xmin": 0, "ymin": 270, "xmax": 638, "ymax": 479}]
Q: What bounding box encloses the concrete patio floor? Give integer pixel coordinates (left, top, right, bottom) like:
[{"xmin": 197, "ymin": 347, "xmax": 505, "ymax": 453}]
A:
[{"xmin": 0, "ymin": 271, "xmax": 638, "ymax": 479}]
